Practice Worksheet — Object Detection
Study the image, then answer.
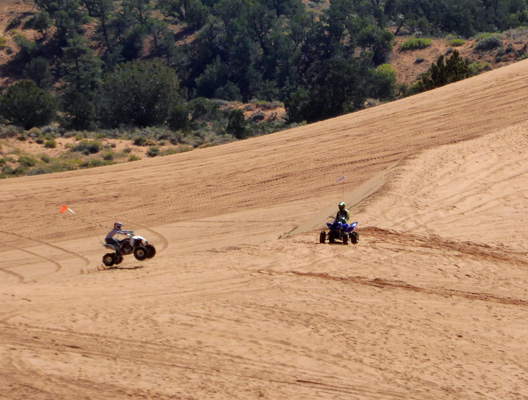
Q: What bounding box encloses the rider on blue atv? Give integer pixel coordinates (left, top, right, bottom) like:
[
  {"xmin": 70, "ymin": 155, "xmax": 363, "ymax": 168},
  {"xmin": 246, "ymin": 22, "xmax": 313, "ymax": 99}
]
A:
[{"xmin": 336, "ymin": 202, "xmax": 350, "ymax": 223}]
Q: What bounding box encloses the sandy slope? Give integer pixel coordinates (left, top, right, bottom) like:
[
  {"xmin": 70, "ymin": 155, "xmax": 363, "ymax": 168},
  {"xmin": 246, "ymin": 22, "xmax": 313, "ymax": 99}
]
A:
[{"xmin": 2, "ymin": 60, "xmax": 528, "ymax": 399}]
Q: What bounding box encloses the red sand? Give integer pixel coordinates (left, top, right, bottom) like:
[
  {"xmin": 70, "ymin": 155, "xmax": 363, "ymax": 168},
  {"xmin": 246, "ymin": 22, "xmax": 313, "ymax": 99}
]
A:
[{"xmin": 2, "ymin": 60, "xmax": 528, "ymax": 399}]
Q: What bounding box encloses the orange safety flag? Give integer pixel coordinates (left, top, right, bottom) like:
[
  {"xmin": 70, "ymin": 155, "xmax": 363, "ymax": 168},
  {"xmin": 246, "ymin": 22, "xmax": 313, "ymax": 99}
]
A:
[{"xmin": 59, "ymin": 205, "xmax": 69, "ymax": 213}]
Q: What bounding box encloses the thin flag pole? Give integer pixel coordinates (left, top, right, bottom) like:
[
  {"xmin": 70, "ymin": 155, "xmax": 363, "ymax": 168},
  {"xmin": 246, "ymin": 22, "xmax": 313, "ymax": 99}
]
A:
[
  {"xmin": 342, "ymin": 172, "xmax": 345, "ymax": 200},
  {"xmin": 59, "ymin": 205, "xmax": 104, "ymax": 244},
  {"xmin": 335, "ymin": 175, "xmax": 345, "ymax": 201}
]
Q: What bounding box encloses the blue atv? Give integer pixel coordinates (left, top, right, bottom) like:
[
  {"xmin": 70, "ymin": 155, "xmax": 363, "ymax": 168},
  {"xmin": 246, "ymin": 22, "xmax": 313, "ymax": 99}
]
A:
[{"xmin": 319, "ymin": 219, "xmax": 359, "ymax": 245}]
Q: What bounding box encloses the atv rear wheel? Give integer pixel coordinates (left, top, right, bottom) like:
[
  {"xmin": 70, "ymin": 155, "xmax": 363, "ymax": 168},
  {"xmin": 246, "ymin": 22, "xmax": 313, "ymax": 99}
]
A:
[
  {"xmin": 146, "ymin": 244, "xmax": 156, "ymax": 258},
  {"xmin": 103, "ymin": 253, "xmax": 116, "ymax": 267},
  {"xmin": 134, "ymin": 246, "xmax": 148, "ymax": 261},
  {"xmin": 115, "ymin": 254, "xmax": 124, "ymax": 265},
  {"xmin": 350, "ymin": 231, "xmax": 359, "ymax": 244},
  {"xmin": 319, "ymin": 231, "xmax": 326, "ymax": 244}
]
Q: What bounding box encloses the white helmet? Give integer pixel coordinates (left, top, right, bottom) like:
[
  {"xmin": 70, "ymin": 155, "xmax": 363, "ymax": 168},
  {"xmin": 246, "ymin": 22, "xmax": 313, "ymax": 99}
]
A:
[{"xmin": 114, "ymin": 221, "xmax": 123, "ymax": 230}]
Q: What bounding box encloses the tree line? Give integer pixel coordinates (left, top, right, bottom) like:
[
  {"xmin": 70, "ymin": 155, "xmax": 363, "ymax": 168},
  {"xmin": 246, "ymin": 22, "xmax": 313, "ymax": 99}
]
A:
[{"xmin": 1, "ymin": 0, "xmax": 527, "ymax": 131}]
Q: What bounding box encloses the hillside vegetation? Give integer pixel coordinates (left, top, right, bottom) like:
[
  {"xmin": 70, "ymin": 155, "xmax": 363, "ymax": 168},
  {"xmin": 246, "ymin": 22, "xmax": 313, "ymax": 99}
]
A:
[{"xmin": 0, "ymin": 0, "xmax": 528, "ymax": 178}]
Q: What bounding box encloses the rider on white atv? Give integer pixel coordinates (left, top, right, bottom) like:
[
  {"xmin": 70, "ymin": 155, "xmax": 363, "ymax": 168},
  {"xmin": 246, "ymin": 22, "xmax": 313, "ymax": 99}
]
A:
[{"xmin": 105, "ymin": 222, "xmax": 134, "ymax": 254}]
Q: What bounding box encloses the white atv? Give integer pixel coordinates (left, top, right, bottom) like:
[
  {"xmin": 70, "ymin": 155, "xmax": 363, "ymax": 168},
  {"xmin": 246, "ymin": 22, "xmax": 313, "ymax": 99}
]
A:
[{"xmin": 102, "ymin": 233, "xmax": 156, "ymax": 267}]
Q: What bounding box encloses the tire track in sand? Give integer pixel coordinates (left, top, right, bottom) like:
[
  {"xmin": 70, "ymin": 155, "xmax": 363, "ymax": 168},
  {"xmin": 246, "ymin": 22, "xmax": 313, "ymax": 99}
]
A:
[
  {"xmin": 1, "ymin": 229, "xmax": 90, "ymax": 268},
  {"xmin": 0, "ymin": 265, "xmax": 23, "ymax": 283},
  {"xmin": 2, "ymin": 241, "xmax": 62, "ymax": 281},
  {"xmin": 364, "ymin": 226, "xmax": 528, "ymax": 267},
  {"xmin": 284, "ymin": 271, "xmax": 528, "ymax": 307},
  {"xmin": 0, "ymin": 229, "xmax": 91, "ymax": 282},
  {"xmin": 0, "ymin": 322, "xmax": 420, "ymax": 400},
  {"xmin": 259, "ymin": 226, "xmax": 528, "ymax": 307}
]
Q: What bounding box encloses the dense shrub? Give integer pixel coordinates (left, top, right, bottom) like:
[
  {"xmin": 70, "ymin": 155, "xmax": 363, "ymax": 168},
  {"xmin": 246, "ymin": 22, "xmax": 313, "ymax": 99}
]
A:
[
  {"xmin": 99, "ymin": 60, "xmax": 185, "ymax": 128},
  {"xmin": 0, "ymin": 80, "xmax": 57, "ymax": 129},
  {"xmin": 0, "ymin": 125, "xmax": 19, "ymax": 138},
  {"xmin": 226, "ymin": 109, "xmax": 247, "ymax": 139},
  {"xmin": 474, "ymin": 35, "xmax": 502, "ymax": 51},
  {"xmin": 370, "ymin": 64, "xmax": 397, "ymax": 99},
  {"xmin": 146, "ymin": 146, "xmax": 160, "ymax": 157},
  {"xmin": 90, "ymin": 159, "xmax": 105, "ymax": 167},
  {"xmin": 469, "ymin": 61, "xmax": 492, "ymax": 73},
  {"xmin": 400, "ymin": 38, "xmax": 432, "ymax": 51},
  {"xmin": 18, "ymin": 155, "xmax": 37, "ymax": 167},
  {"xmin": 448, "ymin": 39, "xmax": 465, "ymax": 47},
  {"xmin": 71, "ymin": 140, "xmax": 102, "ymax": 154},
  {"xmin": 44, "ymin": 138, "xmax": 57, "ymax": 148},
  {"xmin": 28, "ymin": 127, "xmax": 43, "ymax": 139},
  {"xmin": 133, "ymin": 136, "xmax": 152, "ymax": 146},
  {"xmin": 414, "ymin": 50, "xmax": 474, "ymax": 93},
  {"xmin": 12, "ymin": 33, "xmax": 38, "ymax": 65}
]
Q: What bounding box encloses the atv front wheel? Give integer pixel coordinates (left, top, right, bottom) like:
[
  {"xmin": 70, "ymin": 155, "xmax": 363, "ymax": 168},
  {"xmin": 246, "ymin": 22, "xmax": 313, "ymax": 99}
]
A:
[
  {"xmin": 134, "ymin": 246, "xmax": 148, "ymax": 261},
  {"xmin": 103, "ymin": 253, "xmax": 116, "ymax": 267},
  {"xmin": 350, "ymin": 231, "xmax": 359, "ymax": 244},
  {"xmin": 343, "ymin": 233, "xmax": 349, "ymax": 245},
  {"xmin": 146, "ymin": 244, "xmax": 156, "ymax": 259},
  {"xmin": 319, "ymin": 231, "xmax": 326, "ymax": 244},
  {"xmin": 328, "ymin": 231, "xmax": 336, "ymax": 244}
]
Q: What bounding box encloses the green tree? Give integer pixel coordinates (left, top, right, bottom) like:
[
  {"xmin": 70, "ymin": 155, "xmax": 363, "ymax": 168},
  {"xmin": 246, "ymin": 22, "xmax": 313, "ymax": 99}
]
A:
[
  {"xmin": 262, "ymin": 0, "xmax": 304, "ymax": 18},
  {"xmin": 126, "ymin": 0, "xmax": 153, "ymax": 27},
  {"xmin": 284, "ymin": 87, "xmax": 310, "ymax": 123},
  {"xmin": 35, "ymin": 0, "xmax": 88, "ymax": 46},
  {"xmin": 0, "ymin": 80, "xmax": 57, "ymax": 129},
  {"xmin": 159, "ymin": 0, "xmax": 209, "ymax": 29},
  {"xmin": 103, "ymin": 2, "xmax": 147, "ymax": 61},
  {"xmin": 120, "ymin": 24, "xmax": 148, "ymax": 61},
  {"xmin": 369, "ymin": 63, "xmax": 397, "ymax": 99},
  {"xmin": 187, "ymin": 0, "xmax": 209, "ymax": 29},
  {"xmin": 30, "ymin": 11, "xmax": 52, "ymax": 39},
  {"xmin": 13, "ymin": 33, "xmax": 40, "ymax": 66},
  {"xmin": 99, "ymin": 60, "xmax": 185, "ymax": 127},
  {"xmin": 415, "ymin": 50, "xmax": 474, "ymax": 92},
  {"xmin": 25, "ymin": 57, "xmax": 53, "ymax": 90},
  {"xmin": 146, "ymin": 18, "xmax": 170, "ymax": 54},
  {"xmin": 195, "ymin": 56, "xmax": 228, "ymax": 98},
  {"xmin": 82, "ymin": 0, "xmax": 115, "ymax": 48},
  {"xmin": 158, "ymin": 0, "xmax": 188, "ymax": 21},
  {"xmin": 59, "ymin": 35, "xmax": 103, "ymax": 130},
  {"xmin": 286, "ymin": 58, "xmax": 367, "ymax": 123},
  {"xmin": 226, "ymin": 109, "xmax": 247, "ymax": 138},
  {"xmin": 358, "ymin": 25, "xmax": 394, "ymax": 66},
  {"xmin": 167, "ymin": 102, "xmax": 190, "ymax": 131}
]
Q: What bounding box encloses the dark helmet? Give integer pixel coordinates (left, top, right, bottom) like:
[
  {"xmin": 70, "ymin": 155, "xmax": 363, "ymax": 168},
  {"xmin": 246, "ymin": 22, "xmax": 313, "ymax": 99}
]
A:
[
  {"xmin": 338, "ymin": 202, "xmax": 346, "ymax": 211},
  {"xmin": 114, "ymin": 221, "xmax": 123, "ymax": 230}
]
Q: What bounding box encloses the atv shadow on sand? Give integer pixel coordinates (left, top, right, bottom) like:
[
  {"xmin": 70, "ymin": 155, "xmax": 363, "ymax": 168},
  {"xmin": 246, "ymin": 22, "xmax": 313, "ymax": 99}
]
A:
[{"xmin": 103, "ymin": 265, "xmax": 145, "ymax": 271}]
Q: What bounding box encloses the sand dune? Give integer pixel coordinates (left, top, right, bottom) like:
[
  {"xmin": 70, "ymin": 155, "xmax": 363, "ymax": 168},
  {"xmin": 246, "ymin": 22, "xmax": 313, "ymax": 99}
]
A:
[{"xmin": 2, "ymin": 60, "xmax": 528, "ymax": 399}]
